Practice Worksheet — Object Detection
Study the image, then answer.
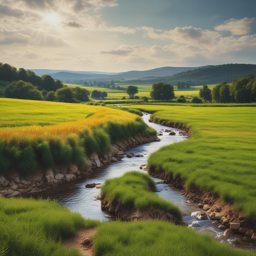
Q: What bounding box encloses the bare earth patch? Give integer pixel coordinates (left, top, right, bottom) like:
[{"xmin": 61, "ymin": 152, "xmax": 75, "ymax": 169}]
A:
[{"xmin": 63, "ymin": 228, "xmax": 97, "ymax": 256}]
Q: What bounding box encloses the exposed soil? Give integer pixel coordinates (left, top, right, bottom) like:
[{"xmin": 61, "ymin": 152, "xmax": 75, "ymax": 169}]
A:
[
  {"xmin": 101, "ymin": 198, "xmax": 186, "ymax": 225},
  {"xmin": 63, "ymin": 228, "xmax": 97, "ymax": 256}
]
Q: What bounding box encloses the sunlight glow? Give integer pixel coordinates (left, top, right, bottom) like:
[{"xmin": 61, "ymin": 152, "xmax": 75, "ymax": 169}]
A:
[{"xmin": 43, "ymin": 13, "xmax": 62, "ymax": 26}]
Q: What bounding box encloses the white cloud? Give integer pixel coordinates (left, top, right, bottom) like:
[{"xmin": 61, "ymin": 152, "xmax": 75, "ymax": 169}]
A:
[
  {"xmin": 12, "ymin": 0, "xmax": 118, "ymax": 14},
  {"xmin": 100, "ymin": 45, "xmax": 140, "ymax": 55},
  {"xmin": 215, "ymin": 18, "xmax": 256, "ymax": 35},
  {"xmin": 0, "ymin": 4, "xmax": 24, "ymax": 18},
  {"xmin": 139, "ymin": 26, "xmax": 221, "ymax": 45}
]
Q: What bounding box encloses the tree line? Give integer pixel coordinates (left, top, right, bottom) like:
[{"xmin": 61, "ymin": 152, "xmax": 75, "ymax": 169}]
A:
[
  {"xmin": 0, "ymin": 63, "xmax": 63, "ymax": 92},
  {"xmin": 176, "ymin": 81, "xmax": 195, "ymax": 90},
  {"xmin": 199, "ymin": 74, "xmax": 256, "ymax": 103},
  {"xmin": 83, "ymin": 81, "xmax": 126, "ymax": 90},
  {"xmin": 1, "ymin": 62, "xmax": 91, "ymax": 103}
]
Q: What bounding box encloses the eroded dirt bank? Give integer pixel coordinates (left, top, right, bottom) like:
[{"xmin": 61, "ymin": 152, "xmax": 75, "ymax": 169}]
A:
[{"xmin": 101, "ymin": 198, "xmax": 185, "ymax": 225}]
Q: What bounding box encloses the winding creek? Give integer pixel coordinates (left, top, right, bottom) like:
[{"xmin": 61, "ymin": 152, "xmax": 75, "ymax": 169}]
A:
[{"xmin": 34, "ymin": 113, "xmax": 255, "ymax": 251}]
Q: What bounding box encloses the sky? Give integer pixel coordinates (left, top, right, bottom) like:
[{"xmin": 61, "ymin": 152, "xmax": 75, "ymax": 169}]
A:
[{"xmin": 0, "ymin": 0, "xmax": 256, "ymax": 72}]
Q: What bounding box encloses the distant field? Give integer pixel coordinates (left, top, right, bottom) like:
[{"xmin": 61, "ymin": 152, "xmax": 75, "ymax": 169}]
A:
[
  {"xmin": 130, "ymin": 104, "xmax": 256, "ymax": 218},
  {"xmin": 66, "ymin": 83, "xmax": 217, "ymax": 100}
]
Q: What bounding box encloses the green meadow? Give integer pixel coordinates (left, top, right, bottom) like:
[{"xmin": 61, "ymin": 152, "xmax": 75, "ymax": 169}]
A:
[
  {"xmin": 101, "ymin": 171, "xmax": 182, "ymax": 220},
  {"xmin": 93, "ymin": 221, "xmax": 254, "ymax": 256},
  {"xmin": 0, "ymin": 196, "xmax": 100, "ymax": 256},
  {"xmin": 129, "ymin": 104, "xmax": 256, "ymax": 218}
]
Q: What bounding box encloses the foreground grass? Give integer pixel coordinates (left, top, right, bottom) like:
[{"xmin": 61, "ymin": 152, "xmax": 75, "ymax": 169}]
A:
[
  {"xmin": 93, "ymin": 221, "xmax": 254, "ymax": 256},
  {"xmin": 0, "ymin": 196, "xmax": 100, "ymax": 256},
  {"xmin": 101, "ymin": 171, "xmax": 182, "ymax": 220},
  {"xmin": 0, "ymin": 98, "xmax": 155, "ymax": 176},
  {"xmin": 130, "ymin": 105, "xmax": 256, "ymax": 218}
]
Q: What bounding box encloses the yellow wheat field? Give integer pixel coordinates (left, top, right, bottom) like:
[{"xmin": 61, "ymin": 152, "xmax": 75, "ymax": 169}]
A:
[{"xmin": 0, "ymin": 98, "xmax": 139, "ymax": 142}]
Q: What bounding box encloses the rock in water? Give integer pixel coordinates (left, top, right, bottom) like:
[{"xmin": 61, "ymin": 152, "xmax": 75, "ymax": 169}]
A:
[
  {"xmin": 191, "ymin": 211, "xmax": 208, "ymax": 220},
  {"xmin": 85, "ymin": 183, "xmax": 96, "ymax": 188}
]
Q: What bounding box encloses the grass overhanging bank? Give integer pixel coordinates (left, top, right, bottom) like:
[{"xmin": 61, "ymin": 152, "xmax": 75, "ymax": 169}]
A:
[
  {"xmin": 0, "ymin": 98, "xmax": 156, "ymax": 178},
  {"xmin": 0, "ymin": 196, "xmax": 100, "ymax": 256},
  {"xmin": 130, "ymin": 105, "xmax": 256, "ymax": 219},
  {"xmin": 101, "ymin": 171, "xmax": 182, "ymax": 223},
  {"xmin": 92, "ymin": 221, "xmax": 255, "ymax": 256}
]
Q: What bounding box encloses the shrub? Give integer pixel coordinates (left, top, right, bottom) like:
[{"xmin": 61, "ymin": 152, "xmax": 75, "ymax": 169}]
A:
[{"xmin": 192, "ymin": 97, "xmax": 203, "ymax": 103}]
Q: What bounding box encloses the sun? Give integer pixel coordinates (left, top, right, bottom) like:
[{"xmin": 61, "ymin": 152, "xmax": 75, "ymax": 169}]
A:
[{"xmin": 43, "ymin": 13, "xmax": 62, "ymax": 26}]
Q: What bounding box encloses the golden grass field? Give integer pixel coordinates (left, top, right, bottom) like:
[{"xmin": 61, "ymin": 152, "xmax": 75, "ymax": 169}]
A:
[{"xmin": 0, "ymin": 98, "xmax": 139, "ymax": 142}]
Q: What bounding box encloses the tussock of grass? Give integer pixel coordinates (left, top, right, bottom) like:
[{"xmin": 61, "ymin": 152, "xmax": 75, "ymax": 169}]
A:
[
  {"xmin": 131, "ymin": 105, "xmax": 256, "ymax": 218},
  {"xmin": 0, "ymin": 98, "xmax": 156, "ymax": 176},
  {"xmin": 0, "ymin": 196, "xmax": 100, "ymax": 256},
  {"xmin": 93, "ymin": 221, "xmax": 254, "ymax": 256},
  {"xmin": 101, "ymin": 171, "xmax": 182, "ymax": 220}
]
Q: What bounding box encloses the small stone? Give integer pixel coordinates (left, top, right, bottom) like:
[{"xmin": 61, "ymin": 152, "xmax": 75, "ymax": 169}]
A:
[
  {"xmin": 198, "ymin": 203, "xmax": 203, "ymax": 209},
  {"xmin": 80, "ymin": 238, "xmax": 91, "ymax": 246},
  {"xmin": 112, "ymin": 157, "xmax": 118, "ymax": 162},
  {"xmin": 169, "ymin": 132, "xmax": 176, "ymax": 135},
  {"xmin": 127, "ymin": 153, "xmax": 134, "ymax": 158},
  {"xmin": 224, "ymin": 229, "xmax": 234, "ymax": 237},
  {"xmin": 30, "ymin": 187, "xmax": 40, "ymax": 193},
  {"xmin": 11, "ymin": 185, "xmax": 18, "ymax": 190},
  {"xmin": 86, "ymin": 183, "xmax": 96, "ymax": 188},
  {"xmin": 96, "ymin": 185, "xmax": 101, "ymax": 189},
  {"xmin": 191, "ymin": 211, "xmax": 208, "ymax": 220},
  {"xmin": 55, "ymin": 174, "xmax": 64, "ymax": 180},
  {"xmin": 218, "ymin": 225, "xmax": 226, "ymax": 230},
  {"xmin": 65, "ymin": 174, "xmax": 76, "ymax": 180},
  {"xmin": 238, "ymin": 227, "xmax": 246, "ymax": 234},
  {"xmin": 9, "ymin": 191, "xmax": 20, "ymax": 197},
  {"xmin": 203, "ymin": 204, "xmax": 211, "ymax": 211},
  {"xmin": 251, "ymin": 234, "xmax": 256, "ymax": 240},
  {"xmin": 230, "ymin": 223, "xmax": 240, "ymax": 230},
  {"xmin": 209, "ymin": 212, "xmax": 223, "ymax": 220},
  {"xmin": 222, "ymin": 218, "xmax": 229, "ymax": 225},
  {"xmin": 135, "ymin": 155, "xmax": 144, "ymax": 157}
]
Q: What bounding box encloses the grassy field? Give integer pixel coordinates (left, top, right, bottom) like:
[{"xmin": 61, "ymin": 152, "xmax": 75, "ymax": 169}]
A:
[
  {"xmin": 129, "ymin": 104, "xmax": 256, "ymax": 218},
  {"xmin": 0, "ymin": 98, "xmax": 155, "ymax": 176},
  {"xmin": 93, "ymin": 221, "xmax": 254, "ymax": 256},
  {"xmin": 66, "ymin": 83, "xmax": 216, "ymax": 100},
  {"xmin": 0, "ymin": 196, "xmax": 100, "ymax": 256},
  {"xmin": 101, "ymin": 171, "xmax": 181, "ymax": 220}
]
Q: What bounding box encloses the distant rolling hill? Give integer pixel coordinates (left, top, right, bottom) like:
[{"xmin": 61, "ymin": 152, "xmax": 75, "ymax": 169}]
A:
[
  {"xmin": 110, "ymin": 66, "xmax": 203, "ymax": 80},
  {"xmin": 133, "ymin": 64, "xmax": 256, "ymax": 85},
  {"xmin": 30, "ymin": 66, "xmax": 203, "ymax": 82}
]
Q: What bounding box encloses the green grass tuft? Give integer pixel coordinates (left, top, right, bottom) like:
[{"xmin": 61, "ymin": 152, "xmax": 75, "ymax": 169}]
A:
[
  {"xmin": 93, "ymin": 221, "xmax": 254, "ymax": 256},
  {"xmin": 101, "ymin": 171, "xmax": 182, "ymax": 220},
  {"xmin": 0, "ymin": 196, "xmax": 100, "ymax": 256}
]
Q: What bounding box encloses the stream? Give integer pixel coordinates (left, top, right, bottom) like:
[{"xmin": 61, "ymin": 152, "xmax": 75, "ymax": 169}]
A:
[{"xmin": 34, "ymin": 113, "xmax": 255, "ymax": 251}]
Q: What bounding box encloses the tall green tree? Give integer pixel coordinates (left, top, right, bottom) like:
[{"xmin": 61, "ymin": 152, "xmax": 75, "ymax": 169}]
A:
[
  {"xmin": 126, "ymin": 86, "xmax": 138, "ymax": 99},
  {"xmin": 5, "ymin": 80, "xmax": 43, "ymax": 100},
  {"xmin": 150, "ymin": 82, "xmax": 175, "ymax": 101},
  {"xmin": 73, "ymin": 87, "xmax": 90, "ymax": 101},
  {"xmin": 199, "ymin": 85, "xmax": 212, "ymax": 102}
]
